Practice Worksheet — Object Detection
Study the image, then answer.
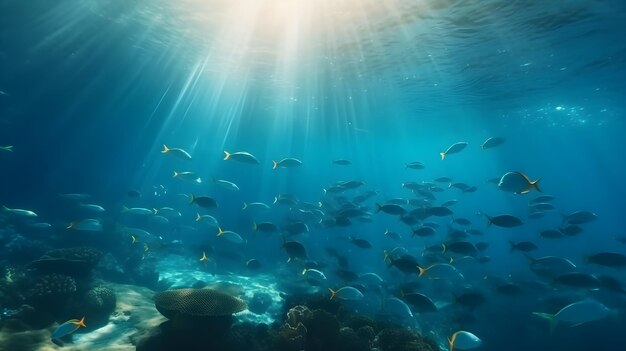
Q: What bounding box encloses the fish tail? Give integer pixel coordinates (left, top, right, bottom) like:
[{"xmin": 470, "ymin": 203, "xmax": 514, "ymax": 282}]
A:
[
  {"xmin": 448, "ymin": 337, "xmax": 454, "ymax": 351},
  {"xmin": 121, "ymin": 205, "xmax": 129, "ymax": 213},
  {"xmin": 161, "ymin": 145, "xmax": 169, "ymax": 153},
  {"xmin": 508, "ymin": 240, "xmax": 517, "ymax": 252},
  {"xmin": 173, "ymin": 171, "xmax": 178, "ymax": 178},
  {"xmin": 189, "ymin": 194, "xmax": 195, "ymax": 204},
  {"xmin": 242, "ymin": 202, "xmax": 247, "ymax": 210},
  {"xmin": 223, "ymin": 151, "xmax": 231, "ymax": 160},
  {"xmin": 217, "ymin": 227, "xmax": 224, "ymax": 237},
  {"xmin": 273, "ymin": 197, "xmax": 278, "ymax": 204},
  {"xmin": 196, "ymin": 213, "xmax": 202, "ymax": 222},
  {"xmin": 272, "ymin": 160, "xmax": 279, "ymax": 169},
  {"xmin": 441, "ymin": 243, "xmax": 447, "ymax": 255},
  {"xmin": 440, "ymin": 152, "xmax": 446, "ymax": 160},
  {"xmin": 532, "ymin": 312, "xmax": 557, "ymax": 334},
  {"xmin": 1, "ymin": 205, "xmax": 8, "ymax": 212},
  {"xmin": 374, "ymin": 203, "xmax": 382, "ymax": 213},
  {"xmin": 417, "ymin": 265, "xmax": 427, "ymax": 277},
  {"xmin": 66, "ymin": 222, "xmax": 75, "ymax": 229},
  {"xmin": 328, "ymin": 288, "xmax": 337, "ymax": 300},
  {"xmin": 533, "ymin": 179, "xmax": 542, "ymax": 192},
  {"xmin": 253, "ymin": 222, "xmax": 257, "ymax": 231},
  {"xmin": 77, "ymin": 317, "xmax": 86, "ymax": 328},
  {"xmin": 302, "ymin": 268, "xmax": 307, "ymax": 275}
]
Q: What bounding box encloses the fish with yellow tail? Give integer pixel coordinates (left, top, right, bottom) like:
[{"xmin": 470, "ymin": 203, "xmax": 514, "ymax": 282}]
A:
[
  {"xmin": 161, "ymin": 144, "xmax": 192, "ymax": 160},
  {"xmin": 498, "ymin": 171, "xmax": 542, "ymax": 194},
  {"xmin": 272, "ymin": 158, "xmax": 302, "ymax": 169},
  {"xmin": 328, "ymin": 286, "xmax": 364, "ymax": 301},
  {"xmin": 200, "ymin": 251, "xmax": 208, "ymax": 262},
  {"xmin": 51, "ymin": 317, "xmax": 86, "ymax": 345},
  {"xmin": 440, "ymin": 142, "xmax": 468, "ymax": 160},
  {"xmin": 532, "ymin": 299, "xmax": 610, "ymax": 334},
  {"xmin": 448, "ymin": 330, "xmax": 481, "ymax": 351},
  {"xmin": 223, "ymin": 150, "xmax": 259, "ymax": 164}
]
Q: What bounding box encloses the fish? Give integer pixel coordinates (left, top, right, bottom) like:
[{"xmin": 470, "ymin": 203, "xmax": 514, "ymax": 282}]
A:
[
  {"xmin": 526, "ymin": 255, "xmax": 577, "ymax": 278},
  {"xmin": 282, "ymin": 222, "xmax": 309, "ymax": 236},
  {"xmin": 498, "ymin": 171, "xmax": 541, "ymax": 194},
  {"xmin": 242, "ymin": 202, "xmax": 271, "ymax": 210},
  {"xmin": 196, "ymin": 213, "xmax": 219, "ymax": 226},
  {"xmin": 475, "ymin": 242, "xmax": 489, "ymax": 251},
  {"xmin": 190, "ymin": 194, "xmax": 218, "ymax": 209},
  {"xmin": 359, "ymin": 273, "xmax": 384, "ymax": 287},
  {"xmin": 79, "ymin": 203, "xmax": 106, "ymax": 212},
  {"xmin": 28, "ymin": 222, "xmax": 52, "ymax": 229},
  {"xmin": 350, "ymin": 237, "xmax": 372, "ymax": 249},
  {"xmin": 1, "ymin": 205, "xmax": 37, "ymax": 217},
  {"xmin": 161, "ymin": 144, "xmax": 192, "ymax": 160},
  {"xmin": 173, "ymin": 171, "xmax": 202, "ymax": 183},
  {"xmin": 452, "ymin": 218, "xmax": 472, "ymax": 226},
  {"xmin": 223, "ymin": 151, "xmax": 259, "ymax": 164},
  {"xmin": 67, "ymin": 219, "xmax": 103, "ymax": 231},
  {"xmin": 440, "ymin": 142, "xmax": 468, "ymax": 160},
  {"xmin": 386, "ymin": 255, "xmax": 421, "ymax": 275},
  {"xmin": 153, "ymin": 207, "xmax": 181, "ymax": 218},
  {"xmin": 122, "ymin": 206, "xmax": 153, "ymax": 216},
  {"xmin": 428, "ymin": 206, "xmax": 454, "ymax": 217},
  {"xmin": 217, "ymin": 228, "xmax": 245, "ymax": 244},
  {"xmin": 333, "ymin": 159, "xmax": 351, "ymax": 165},
  {"xmin": 200, "ymin": 251, "xmax": 208, "ymax": 261},
  {"xmin": 375, "ymin": 203, "xmax": 407, "ymax": 215},
  {"xmin": 443, "ymin": 242, "xmax": 478, "ymax": 257},
  {"xmin": 586, "ymin": 252, "xmax": 626, "ymax": 267},
  {"xmin": 484, "ymin": 213, "xmax": 523, "ymax": 228},
  {"xmin": 246, "ymin": 259, "xmax": 261, "ymax": 269},
  {"xmin": 533, "ymin": 300, "xmax": 610, "ymax": 332},
  {"xmin": 302, "ymin": 268, "xmax": 327, "ymax": 281},
  {"xmin": 530, "ymin": 195, "xmax": 555, "ymax": 204},
  {"xmin": 127, "ymin": 190, "xmax": 141, "ymax": 198},
  {"xmin": 481, "ymin": 136, "xmax": 506, "ymax": 149},
  {"xmin": 448, "ymin": 331, "xmax": 482, "ymax": 351},
  {"xmin": 51, "ymin": 317, "xmax": 86, "ymax": 343},
  {"xmin": 384, "ymin": 229, "xmax": 402, "ymax": 240},
  {"xmin": 0, "ymin": 145, "xmax": 13, "ymax": 152},
  {"xmin": 509, "ymin": 240, "xmax": 538, "ymax": 252},
  {"xmin": 529, "ymin": 203, "xmax": 555, "ymax": 211},
  {"xmin": 385, "ymin": 297, "xmax": 413, "ymax": 319},
  {"xmin": 272, "ymin": 158, "xmax": 302, "ymax": 169},
  {"xmin": 412, "ymin": 226, "xmax": 436, "ymax": 237},
  {"xmin": 417, "ymin": 263, "xmax": 464, "ymax": 279},
  {"xmin": 253, "ymin": 222, "xmax": 279, "ymax": 233},
  {"xmin": 540, "ymin": 229, "xmax": 564, "ymax": 239},
  {"xmin": 553, "ymin": 272, "xmax": 600, "ymax": 288},
  {"xmin": 495, "ymin": 283, "xmax": 524, "ymax": 295},
  {"xmin": 406, "ymin": 161, "xmax": 425, "ymax": 169},
  {"xmin": 562, "ymin": 210, "xmax": 597, "ymax": 225},
  {"xmin": 435, "ymin": 177, "xmax": 453, "ymax": 183},
  {"xmin": 559, "ymin": 224, "xmax": 583, "ymax": 236},
  {"xmin": 212, "ymin": 178, "xmax": 240, "ymax": 191},
  {"xmin": 401, "ymin": 292, "xmax": 438, "ymax": 313},
  {"xmin": 328, "ymin": 286, "xmax": 364, "ymax": 300},
  {"xmin": 282, "ymin": 240, "xmax": 307, "ymax": 261}
]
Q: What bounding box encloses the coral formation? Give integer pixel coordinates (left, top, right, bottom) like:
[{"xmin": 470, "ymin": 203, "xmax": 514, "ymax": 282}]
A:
[
  {"xmin": 373, "ymin": 328, "xmax": 439, "ymax": 351},
  {"xmin": 28, "ymin": 247, "xmax": 102, "ymax": 278}
]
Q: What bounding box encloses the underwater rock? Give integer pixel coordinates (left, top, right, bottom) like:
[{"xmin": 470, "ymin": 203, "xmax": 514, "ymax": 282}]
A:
[
  {"xmin": 374, "ymin": 328, "xmax": 439, "ymax": 351},
  {"xmin": 28, "ymin": 247, "xmax": 102, "ymax": 278},
  {"xmin": 357, "ymin": 325, "xmax": 376, "ymax": 342},
  {"xmin": 248, "ymin": 292, "xmax": 273, "ymax": 315},
  {"xmin": 339, "ymin": 327, "xmax": 371, "ymax": 351},
  {"xmin": 80, "ymin": 285, "xmax": 117, "ymax": 328},
  {"xmin": 29, "ymin": 273, "xmax": 76, "ymax": 303},
  {"xmin": 277, "ymin": 305, "xmax": 341, "ymax": 351}
]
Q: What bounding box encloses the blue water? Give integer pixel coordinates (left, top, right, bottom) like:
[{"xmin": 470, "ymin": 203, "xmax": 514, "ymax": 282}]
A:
[{"xmin": 1, "ymin": 0, "xmax": 626, "ymax": 350}]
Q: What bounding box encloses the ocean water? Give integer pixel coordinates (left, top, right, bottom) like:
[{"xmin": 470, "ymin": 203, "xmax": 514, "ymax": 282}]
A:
[{"xmin": 1, "ymin": 0, "xmax": 626, "ymax": 350}]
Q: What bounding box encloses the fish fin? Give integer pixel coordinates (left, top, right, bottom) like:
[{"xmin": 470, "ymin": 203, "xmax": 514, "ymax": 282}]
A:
[
  {"xmin": 417, "ymin": 265, "xmax": 427, "ymax": 277},
  {"xmin": 223, "ymin": 151, "xmax": 231, "ymax": 160},
  {"xmin": 217, "ymin": 227, "xmax": 224, "ymax": 237},
  {"xmin": 152, "ymin": 208, "xmax": 158, "ymax": 215},
  {"xmin": 532, "ymin": 312, "xmax": 557, "ymax": 334},
  {"xmin": 273, "ymin": 197, "xmax": 278, "ymax": 204},
  {"xmin": 533, "ymin": 179, "xmax": 542, "ymax": 192},
  {"xmin": 272, "ymin": 160, "xmax": 278, "ymax": 169},
  {"xmin": 383, "ymin": 250, "xmax": 392, "ymax": 265},
  {"xmin": 74, "ymin": 317, "xmax": 86, "ymax": 328},
  {"xmin": 253, "ymin": 222, "xmax": 257, "ymax": 231},
  {"xmin": 328, "ymin": 288, "xmax": 337, "ymax": 300},
  {"xmin": 242, "ymin": 202, "xmax": 247, "ymax": 210},
  {"xmin": 508, "ymin": 240, "xmax": 516, "ymax": 252},
  {"xmin": 440, "ymin": 152, "xmax": 446, "ymax": 160},
  {"xmin": 161, "ymin": 145, "xmax": 169, "ymax": 153},
  {"xmin": 189, "ymin": 194, "xmax": 195, "ymax": 204},
  {"xmin": 121, "ymin": 205, "xmax": 129, "ymax": 213}
]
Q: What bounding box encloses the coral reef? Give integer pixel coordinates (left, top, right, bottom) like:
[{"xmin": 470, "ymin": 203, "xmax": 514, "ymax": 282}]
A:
[
  {"xmin": 79, "ymin": 285, "xmax": 117, "ymax": 328},
  {"xmin": 28, "ymin": 247, "xmax": 102, "ymax": 278},
  {"xmin": 373, "ymin": 328, "xmax": 439, "ymax": 351}
]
